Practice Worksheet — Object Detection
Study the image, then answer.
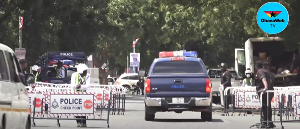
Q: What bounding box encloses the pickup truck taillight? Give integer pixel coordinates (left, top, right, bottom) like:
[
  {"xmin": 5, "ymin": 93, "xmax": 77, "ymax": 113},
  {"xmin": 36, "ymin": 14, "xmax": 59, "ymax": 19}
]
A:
[
  {"xmin": 145, "ymin": 79, "xmax": 151, "ymax": 93},
  {"xmin": 205, "ymin": 78, "xmax": 211, "ymax": 93}
]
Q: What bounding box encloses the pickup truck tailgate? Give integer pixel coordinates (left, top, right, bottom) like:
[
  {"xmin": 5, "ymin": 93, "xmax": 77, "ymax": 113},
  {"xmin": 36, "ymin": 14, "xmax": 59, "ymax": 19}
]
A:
[
  {"xmin": 147, "ymin": 60, "xmax": 210, "ymax": 97},
  {"xmin": 150, "ymin": 75, "xmax": 207, "ymax": 93}
]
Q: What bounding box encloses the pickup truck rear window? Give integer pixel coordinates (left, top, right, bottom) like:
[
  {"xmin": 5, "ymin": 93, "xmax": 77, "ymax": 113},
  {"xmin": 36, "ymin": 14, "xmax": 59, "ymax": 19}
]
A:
[{"xmin": 152, "ymin": 61, "xmax": 204, "ymax": 74}]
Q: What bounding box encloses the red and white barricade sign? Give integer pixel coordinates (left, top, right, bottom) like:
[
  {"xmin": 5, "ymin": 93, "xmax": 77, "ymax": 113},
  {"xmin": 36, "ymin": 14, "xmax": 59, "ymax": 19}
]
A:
[
  {"xmin": 28, "ymin": 83, "xmax": 125, "ymax": 116},
  {"xmin": 28, "ymin": 91, "xmax": 46, "ymax": 116},
  {"xmin": 46, "ymin": 92, "xmax": 96, "ymax": 116},
  {"xmin": 86, "ymin": 88, "xmax": 112, "ymax": 107},
  {"xmin": 232, "ymin": 86, "xmax": 300, "ymax": 109},
  {"xmin": 293, "ymin": 93, "xmax": 300, "ymax": 116}
]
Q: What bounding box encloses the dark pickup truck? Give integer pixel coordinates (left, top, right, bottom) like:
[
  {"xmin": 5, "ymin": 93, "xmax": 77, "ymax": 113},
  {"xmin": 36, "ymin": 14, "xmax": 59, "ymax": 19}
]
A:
[{"xmin": 143, "ymin": 51, "xmax": 212, "ymax": 121}]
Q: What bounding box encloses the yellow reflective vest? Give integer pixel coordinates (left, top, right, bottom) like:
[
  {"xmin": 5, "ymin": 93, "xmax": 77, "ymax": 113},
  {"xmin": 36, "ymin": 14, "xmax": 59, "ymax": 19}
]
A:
[
  {"xmin": 34, "ymin": 73, "xmax": 38, "ymax": 82},
  {"xmin": 76, "ymin": 73, "xmax": 85, "ymax": 92},
  {"xmin": 243, "ymin": 78, "xmax": 253, "ymax": 86}
]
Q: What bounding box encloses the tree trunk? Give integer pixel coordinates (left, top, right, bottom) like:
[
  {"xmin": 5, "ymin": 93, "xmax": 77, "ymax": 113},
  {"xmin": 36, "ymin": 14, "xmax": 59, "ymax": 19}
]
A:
[{"xmin": 93, "ymin": 49, "xmax": 108, "ymax": 85}]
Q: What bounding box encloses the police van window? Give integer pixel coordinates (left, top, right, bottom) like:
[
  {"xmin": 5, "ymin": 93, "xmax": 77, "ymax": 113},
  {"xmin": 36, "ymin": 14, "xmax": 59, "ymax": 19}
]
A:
[
  {"xmin": 229, "ymin": 71, "xmax": 237, "ymax": 78},
  {"xmin": 0, "ymin": 51, "xmax": 9, "ymax": 80},
  {"xmin": 208, "ymin": 70, "xmax": 217, "ymax": 78},
  {"xmin": 128, "ymin": 75, "xmax": 138, "ymax": 80},
  {"xmin": 152, "ymin": 61, "xmax": 204, "ymax": 74},
  {"xmin": 5, "ymin": 51, "xmax": 20, "ymax": 82},
  {"xmin": 67, "ymin": 69, "xmax": 76, "ymax": 78}
]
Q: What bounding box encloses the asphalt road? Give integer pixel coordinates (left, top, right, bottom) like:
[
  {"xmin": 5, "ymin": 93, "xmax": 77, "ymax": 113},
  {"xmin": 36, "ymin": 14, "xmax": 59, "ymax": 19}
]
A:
[{"xmin": 32, "ymin": 95, "xmax": 299, "ymax": 129}]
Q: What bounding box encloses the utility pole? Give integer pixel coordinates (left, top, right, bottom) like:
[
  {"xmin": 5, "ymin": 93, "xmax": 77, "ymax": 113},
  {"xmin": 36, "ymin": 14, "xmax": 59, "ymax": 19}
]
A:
[
  {"xmin": 126, "ymin": 55, "xmax": 128, "ymax": 73},
  {"xmin": 19, "ymin": 16, "xmax": 23, "ymax": 48},
  {"xmin": 133, "ymin": 40, "xmax": 136, "ymax": 73},
  {"xmin": 132, "ymin": 38, "xmax": 139, "ymax": 73}
]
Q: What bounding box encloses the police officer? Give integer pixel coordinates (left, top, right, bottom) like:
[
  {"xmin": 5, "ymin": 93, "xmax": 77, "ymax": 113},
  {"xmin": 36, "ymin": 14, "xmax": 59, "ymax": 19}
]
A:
[
  {"xmin": 255, "ymin": 61, "xmax": 275, "ymax": 128},
  {"xmin": 134, "ymin": 80, "xmax": 141, "ymax": 95},
  {"xmin": 31, "ymin": 65, "xmax": 39, "ymax": 82},
  {"xmin": 55, "ymin": 61, "xmax": 66, "ymax": 78},
  {"xmin": 140, "ymin": 77, "xmax": 145, "ymax": 95},
  {"xmin": 71, "ymin": 64, "xmax": 90, "ymax": 127},
  {"xmin": 263, "ymin": 62, "xmax": 275, "ymax": 85},
  {"xmin": 136, "ymin": 77, "xmax": 145, "ymax": 95},
  {"xmin": 220, "ymin": 63, "xmax": 231, "ymax": 109},
  {"xmin": 241, "ymin": 70, "xmax": 253, "ymax": 87}
]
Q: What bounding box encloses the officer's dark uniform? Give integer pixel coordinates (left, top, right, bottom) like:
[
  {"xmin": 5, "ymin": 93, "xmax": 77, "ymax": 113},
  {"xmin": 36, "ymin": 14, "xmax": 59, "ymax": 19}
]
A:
[
  {"xmin": 140, "ymin": 78, "xmax": 145, "ymax": 95},
  {"xmin": 220, "ymin": 63, "xmax": 232, "ymax": 109},
  {"xmin": 255, "ymin": 67, "xmax": 274, "ymax": 127},
  {"xmin": 135, "ymin": 80, "xmax": 141, "ymax": 95},
  {"xmin": 263, "ymin": 62, "xmax": 275, "ymax": 86}
]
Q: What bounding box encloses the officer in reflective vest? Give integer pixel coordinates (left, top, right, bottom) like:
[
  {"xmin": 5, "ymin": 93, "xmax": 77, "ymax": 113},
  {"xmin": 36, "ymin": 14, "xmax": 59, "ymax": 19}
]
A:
[
  {"xmin": 31, "ymin": 65, "xmax": 40, "ymax": 82},
  {"xmin": 241, "ymin": 70, "xmax": 253, "ymax": 87},
  {"xmin": 55, "ymin": 61, "xmax": 65, "ymax": 78},
  {"xmin": 70, "ymin": 64, "xmax": 90, "ymax": 127}
]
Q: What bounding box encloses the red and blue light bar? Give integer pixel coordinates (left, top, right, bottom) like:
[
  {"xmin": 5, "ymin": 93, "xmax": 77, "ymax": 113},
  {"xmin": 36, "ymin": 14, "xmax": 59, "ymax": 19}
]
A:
[{"xmin": 159, "ymin": 51, "xmax": 198, "ymax": 58}]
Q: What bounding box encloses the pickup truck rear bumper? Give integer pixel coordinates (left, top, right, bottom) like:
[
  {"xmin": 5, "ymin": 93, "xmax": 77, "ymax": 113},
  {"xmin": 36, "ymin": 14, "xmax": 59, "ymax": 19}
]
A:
[{"xmin": 145, "ymin": 94, "xmax": 212, "ymax": 107}]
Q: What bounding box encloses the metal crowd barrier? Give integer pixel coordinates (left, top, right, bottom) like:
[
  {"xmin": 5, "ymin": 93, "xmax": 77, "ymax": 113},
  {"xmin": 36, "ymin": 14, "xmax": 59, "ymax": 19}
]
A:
[
  {"xmin": 27, "ymin": 83, "xmax": 127, "ymax": 128},
  {"xmin": 88, "ymin": 85, "xmax": 126, "ymax": 115},
  {"xmin": 219, "ymin": 86, "xmax": 300, "ymax": 118},
  {"xmin": 250, "ymin": 89, "xmax": 299, "ymax": 129},
  {"xmin": 28, "ymin": 83, "xmax": 127, "ymax": 115},
  {"xmin": 276, "ymin": 89, "xmax": 300, "ymax": 127}
]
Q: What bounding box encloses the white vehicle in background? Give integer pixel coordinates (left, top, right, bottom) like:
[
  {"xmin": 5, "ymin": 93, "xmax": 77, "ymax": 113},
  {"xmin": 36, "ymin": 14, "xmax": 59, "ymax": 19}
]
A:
[
  {"xmin": 107, "ymin": 75, "xmax": 116, "ymax": 85},
  {"xmin": 0, "ymin": 43, "xmax": 35, "ymax": 129},
  {"xmin": 115, "ymin": 73, "xmax": 139, "ymax": 90}
]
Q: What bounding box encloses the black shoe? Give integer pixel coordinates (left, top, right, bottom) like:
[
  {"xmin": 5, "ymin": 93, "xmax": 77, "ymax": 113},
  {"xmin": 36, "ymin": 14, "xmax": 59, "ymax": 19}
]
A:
[
  {"xmin": 267, "ymin": 123, "xmax": 276, "ymax": 128},
  {"xmin": 260, "ymin": 123, "xmax": 267, "ymax": 128},
  {"xmin": 82, "ymin": 124, "xmax": 87, "ymax": 127}
]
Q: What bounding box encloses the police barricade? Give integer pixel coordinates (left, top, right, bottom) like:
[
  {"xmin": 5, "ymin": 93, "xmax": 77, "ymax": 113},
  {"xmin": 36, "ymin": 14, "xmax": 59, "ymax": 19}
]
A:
[
  {"xmin": 220, "ymin": 86, "xmax": 300, "ymax": 117},
  {"xmin": 28, "ymin": 83, "xmax": 127, "ymax": 116},
  {"xmin": 274, "ymin": 89, "xmax": 300, "ymax": 127},
  {"xmin": 250, "ymin": 90, "xmax": 296, "ymax": 129},
  {"xmin": 29, "ymin": 87, "xmax": 111, "ymax": 128},
  {"xmin": 88, "ymin": 85, "xmax": 127, "ymax": 115}
]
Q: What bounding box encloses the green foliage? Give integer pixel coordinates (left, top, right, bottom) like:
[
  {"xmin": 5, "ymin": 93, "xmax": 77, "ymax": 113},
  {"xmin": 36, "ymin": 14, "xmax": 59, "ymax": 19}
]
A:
[{"xmin": 0, "ymin": 0, "xmax": 299, "ymax": 73}]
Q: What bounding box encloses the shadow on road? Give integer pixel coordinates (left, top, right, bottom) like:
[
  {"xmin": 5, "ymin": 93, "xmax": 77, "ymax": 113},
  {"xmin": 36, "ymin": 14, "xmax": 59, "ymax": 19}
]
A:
[
  {"xmin": 125, "ymin": 101, "xmax": 144, "ymax": 103},
  {"xmin": 33, "ymin": 126, "xmax": 106, "ymax": 128},
  {"xmin": 123, "ymin": 109, "xmax": 144, "ymax": 112},
  {"xmin": 126, "ymin": 96, "xmax": 144, "ymax": 100},
  {"xmin": 153, "ymin": 118, "xmax": 224, "ymax": 122}
]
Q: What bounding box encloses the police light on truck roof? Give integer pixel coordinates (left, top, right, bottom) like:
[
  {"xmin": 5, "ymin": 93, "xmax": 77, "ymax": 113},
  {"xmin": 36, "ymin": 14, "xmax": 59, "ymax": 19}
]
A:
[{"xmin": 158, "ymin": 51, "xmax": 198, "ymax": 58}]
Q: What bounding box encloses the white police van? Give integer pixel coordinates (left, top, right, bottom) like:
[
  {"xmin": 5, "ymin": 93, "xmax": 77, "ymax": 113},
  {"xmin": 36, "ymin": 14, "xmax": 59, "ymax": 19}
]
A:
[{"xmin": 0, "ymin": 43, "xmax": 35, "ymax": 129}]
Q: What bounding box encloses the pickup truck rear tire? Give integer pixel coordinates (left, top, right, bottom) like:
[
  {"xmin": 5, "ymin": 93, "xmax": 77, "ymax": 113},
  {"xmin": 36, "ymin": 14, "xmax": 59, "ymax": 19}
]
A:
[
  {"xmin": 144, "ymin": 106, "xmax": 155, "ymax": 121},
  {"xmin": 201, "ymin": 111, "xmax": 212, "ymax": 121}
]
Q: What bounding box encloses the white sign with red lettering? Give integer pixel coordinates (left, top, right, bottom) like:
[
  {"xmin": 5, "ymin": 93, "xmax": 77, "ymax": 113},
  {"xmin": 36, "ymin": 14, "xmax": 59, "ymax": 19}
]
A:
[{"xmin": 49, "ymin": 94, "xmax": 94, "ymax": 114}]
